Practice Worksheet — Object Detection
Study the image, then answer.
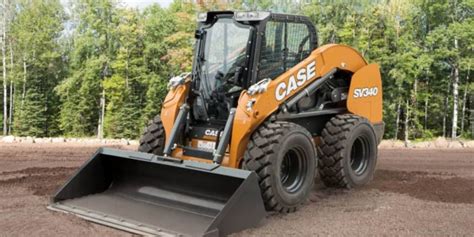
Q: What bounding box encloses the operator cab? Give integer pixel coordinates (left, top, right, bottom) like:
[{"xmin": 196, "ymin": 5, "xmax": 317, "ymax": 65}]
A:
[{"xmin": 191, "ymin": 11, "xmax": 318, "ymax": 122}]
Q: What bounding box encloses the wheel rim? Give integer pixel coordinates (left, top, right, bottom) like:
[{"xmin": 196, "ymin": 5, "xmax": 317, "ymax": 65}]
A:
[
  {"xmin": 280, "ymin": 147, "xmax": 306, "ymax": 193},
  {"xmin": 350, "ymin": 135, "xmax": 370, "ymax": 175}
]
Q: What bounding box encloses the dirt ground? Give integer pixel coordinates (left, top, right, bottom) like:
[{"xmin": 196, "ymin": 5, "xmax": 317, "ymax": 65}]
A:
[{"xmin": 0, "ymin": 143, "xmax": 473, "ymax": 236}]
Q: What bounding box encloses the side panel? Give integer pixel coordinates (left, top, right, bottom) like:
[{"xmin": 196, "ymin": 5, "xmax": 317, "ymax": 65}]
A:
[
  {"xmin": 158, "ymin": 45, "xmax": 378, "ymax": 168},
  {"xmin": 347, "ymin": 64, "xmax": 383, "ymax": 123},
  {"xmin": 229, "ymin": 44, "xmax": 368, "ymax": 168},
  {"xmin": 160, "ymin": 82, "xmax": 190, "ymax": 143}
]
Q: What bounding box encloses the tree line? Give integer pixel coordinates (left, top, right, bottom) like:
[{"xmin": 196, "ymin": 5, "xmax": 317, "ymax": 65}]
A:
[{"xmin": 0, "ymin": 0, "xmax": 472, "ymax": 141}]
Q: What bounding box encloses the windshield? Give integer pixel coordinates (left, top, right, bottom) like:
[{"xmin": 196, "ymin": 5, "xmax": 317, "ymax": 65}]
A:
[{"xmin": 199, "ymin": 18, "xmax": 251, "ymax": 93}]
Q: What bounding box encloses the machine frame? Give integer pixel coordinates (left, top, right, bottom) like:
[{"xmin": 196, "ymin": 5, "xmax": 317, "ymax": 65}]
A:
[{"xmin": 161, "ymin": 11, "xmax": 383, "ymax": 169}]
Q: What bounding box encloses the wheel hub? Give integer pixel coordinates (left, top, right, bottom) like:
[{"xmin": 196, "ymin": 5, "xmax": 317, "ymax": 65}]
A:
[
  {"xmin": 280, "ymin": 147, "xmax": 306, "ymax": 193},
  {"xmin": 350, "ymin": 135, "xmax": 370, "ymax": 175}
]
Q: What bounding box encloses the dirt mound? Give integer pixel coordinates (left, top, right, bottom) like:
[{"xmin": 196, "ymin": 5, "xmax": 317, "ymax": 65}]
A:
[
  {"xmin": 0, "ymin": 167, "xmax": 76, "ymax": 196},
  {"xmin": 368, "ymin": 169, "xmax": 474, "ymax": 204},
  {"xmin": 0, "ymin": 136, "xmax": 138, "ymax": 145}
]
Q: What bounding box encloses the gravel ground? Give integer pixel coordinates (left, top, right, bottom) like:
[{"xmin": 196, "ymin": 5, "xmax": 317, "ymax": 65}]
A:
[{"xmin": 0, "ymin": 143, "xmax": 473, "ymax": 236}]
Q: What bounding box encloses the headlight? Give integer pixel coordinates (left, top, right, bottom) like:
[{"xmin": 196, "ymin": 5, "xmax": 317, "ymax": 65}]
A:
[
  {"xmin": 197, "ymin": 12, "xmax": 207, "ymax": 22},
  {"xmin": 234, "ymin": 11, "xmax": 270, "ymax": 21},
  {"xmin": 167, "ymin": 72, "xmax": 191, "ymax": 90},
  {"xmin": 248, "ymin": 78, "xmax": 271, "ymax": 96}
]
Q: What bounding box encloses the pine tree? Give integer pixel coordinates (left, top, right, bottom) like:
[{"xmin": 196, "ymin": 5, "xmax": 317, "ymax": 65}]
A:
[
  {"xmin": 10, "ymin": 0, "xmax": 65, "ymax": 137},
  {"xmin": 57, "ymin": 0, "xmax": 117, "ymax": 137}
]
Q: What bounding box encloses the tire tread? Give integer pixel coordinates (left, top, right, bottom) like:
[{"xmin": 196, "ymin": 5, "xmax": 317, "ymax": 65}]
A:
[
  {"xmin": 243, "ymin": 121, "xmax": 314, "ymax": 213},
  {"xmin": 318, "ymin": 114, "xmax": 369, "ymax": 188},
  {"xmin": 138, "ymin": 115, "xmax": 165, "ymax": 155}
]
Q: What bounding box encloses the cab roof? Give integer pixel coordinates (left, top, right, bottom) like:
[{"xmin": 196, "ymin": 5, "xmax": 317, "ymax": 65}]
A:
[{"xmin": 197, "ymin": 11, "xmax": 311, "ymax": 24}]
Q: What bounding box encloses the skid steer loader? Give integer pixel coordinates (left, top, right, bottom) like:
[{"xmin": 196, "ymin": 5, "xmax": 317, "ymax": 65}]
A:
[{"xmin": 49, "ymin": 11, "xmax": 384, "ymax": 236}]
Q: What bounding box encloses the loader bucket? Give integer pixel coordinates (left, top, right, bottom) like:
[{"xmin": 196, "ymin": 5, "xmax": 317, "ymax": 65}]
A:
[{"xmin": 48, "ymin": 148, "xmax": 265, "ymax": 236}]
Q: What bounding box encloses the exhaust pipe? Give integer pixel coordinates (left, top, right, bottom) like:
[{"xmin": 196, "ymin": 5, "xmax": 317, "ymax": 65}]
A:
[{"xmin": 49, "ymin": 148, "xmax": 265, "ymax": 236}]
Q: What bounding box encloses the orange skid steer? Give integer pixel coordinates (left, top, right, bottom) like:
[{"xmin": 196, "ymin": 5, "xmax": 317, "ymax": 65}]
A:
[{"xmin": 49, "ymin": 11, "xmax": 384, "ymax": 236}]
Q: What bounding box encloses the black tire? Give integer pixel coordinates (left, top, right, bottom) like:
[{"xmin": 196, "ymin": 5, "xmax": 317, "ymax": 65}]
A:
[
  {"xmin": 243, "ymin": 121, "xmax": 316, "ymax": 213},
  {"xmin": 318, "ymin": 114, "xmax": 378, "ymax": 188},
  {"xmin": 138, "ymin": 115, "xmax": 165, "ymax": 155}
]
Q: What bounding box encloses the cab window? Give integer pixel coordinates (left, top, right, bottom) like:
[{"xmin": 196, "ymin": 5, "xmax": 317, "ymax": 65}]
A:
[{"xmin": 258, "ymin": 20, "xmax": 312, "ymax": 81}]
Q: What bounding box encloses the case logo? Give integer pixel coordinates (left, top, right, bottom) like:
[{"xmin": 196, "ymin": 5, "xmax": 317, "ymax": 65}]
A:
[
  {"xmin": 353, "ymin": 87, "xmax": 378, "ymax": 98},
  {"xmin": 275, "ymin": 61, "xmax": 316, "ymax": 101},
  {"xmin": 204, "ymin": 129, "xmax": 219, "ymax": 137}
]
